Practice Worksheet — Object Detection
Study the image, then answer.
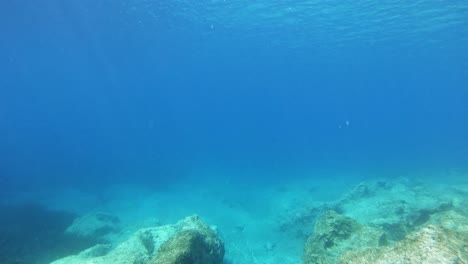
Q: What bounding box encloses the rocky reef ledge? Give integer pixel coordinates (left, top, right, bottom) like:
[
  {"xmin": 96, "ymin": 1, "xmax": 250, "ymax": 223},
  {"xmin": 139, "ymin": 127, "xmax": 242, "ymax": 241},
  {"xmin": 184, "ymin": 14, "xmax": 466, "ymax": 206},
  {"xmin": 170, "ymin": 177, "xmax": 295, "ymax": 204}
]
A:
[
  {"xmin": 51, "ymin": 215, "xmax": 224, "ymax": 264},
  {"xmin": 302, "ymin": 179, "xmax": 468, "ymax": 264}
]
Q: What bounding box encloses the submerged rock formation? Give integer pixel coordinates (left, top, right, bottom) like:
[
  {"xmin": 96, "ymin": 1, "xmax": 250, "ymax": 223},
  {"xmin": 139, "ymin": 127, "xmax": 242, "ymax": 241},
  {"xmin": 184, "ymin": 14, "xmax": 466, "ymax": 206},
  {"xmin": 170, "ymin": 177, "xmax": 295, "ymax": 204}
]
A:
[
  {"xmin": 333, "ymin": 179, "xmax": 466, "ymax": 241},
  {"xmin": 152, "ymin": 229, "xmax": 224, "ymax": 264},
  {"xmin": 302, "ymin": 179, "xmax": 468, "ymax": 264},
  {"xmin": 302, "ymin": 210, "xmax": 385, "ymax": 264},
  {"xmin": 339, "ymin": 225, "xmax": 468, "ymax": 264},
  {"xmin": 277, "ymin": 201, "xmax": 329, "ymax": 240},
  {"xmin": 302, "ymin": 210, "xmax": 468, "ymax": 264},
  {"xmin": 51, "ymin": 215, "xmax": 224, "ymax": 264}
]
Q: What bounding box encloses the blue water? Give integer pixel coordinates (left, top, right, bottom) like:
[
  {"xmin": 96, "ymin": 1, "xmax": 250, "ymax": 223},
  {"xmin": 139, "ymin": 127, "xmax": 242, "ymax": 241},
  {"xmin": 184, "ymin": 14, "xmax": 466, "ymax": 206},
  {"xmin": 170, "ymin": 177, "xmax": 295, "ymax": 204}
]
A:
[{"xmin": 0, "ymin": 0, "xmax": 468, "ymax": 262}]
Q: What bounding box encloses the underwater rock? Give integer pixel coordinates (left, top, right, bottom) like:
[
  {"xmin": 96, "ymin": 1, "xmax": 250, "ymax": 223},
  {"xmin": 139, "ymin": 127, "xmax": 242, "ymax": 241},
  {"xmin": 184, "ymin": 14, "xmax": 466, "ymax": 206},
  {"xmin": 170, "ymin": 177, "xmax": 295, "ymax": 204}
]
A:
[
  {"xmin": 51, "ymin": 215, "xmax": 224, "ymax": 264},
  {"xmin": 332, "ymin": 178, "xmax": 466, "ymax": 243},
  {"xmin": 339, "ymin": 225, "xmax": 468, "ymax": 264},
  {"xmin": 344, "ymin": 180, "xmax": 391, "ymax": 200},
  {"xmin": 333, "ymin": 179, "xmax": 394, "ymax": 214},
  {"xmin": 302, "ymin": 210, "xmax": 385, "ymax": 264},
  {"xmin": 277, "ymin": 201, "xmax": 330, "ymax": 239},
  {"xmin": 300, "ymin": 179, "xmax": 468, "ymax": 264},
  {"xmin": 406, "ymin": 201, "xmax": 453, "ymax": 226},
  {"xmin": 76, "ymin": 244, "xmax": 113, "ymax": 258},
  {"xmin": 66, "ymin": 212, "xmax": 121, "ymax": 241},
  {"xmin": 151, "ymin": 229, "xmax": 224, "ymax": 264},
  {"xmin": 429, "ymin": 209, "xmax": 468, "ymax": 232}
]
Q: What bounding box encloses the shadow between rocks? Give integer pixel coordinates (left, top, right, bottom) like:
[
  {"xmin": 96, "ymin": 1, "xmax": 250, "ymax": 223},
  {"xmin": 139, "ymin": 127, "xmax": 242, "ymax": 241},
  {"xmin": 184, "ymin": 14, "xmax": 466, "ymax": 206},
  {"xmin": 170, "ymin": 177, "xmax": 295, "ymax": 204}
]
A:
[{"xmin": 0, "ymin": 203, "xmax": 101, "ymax": 264}]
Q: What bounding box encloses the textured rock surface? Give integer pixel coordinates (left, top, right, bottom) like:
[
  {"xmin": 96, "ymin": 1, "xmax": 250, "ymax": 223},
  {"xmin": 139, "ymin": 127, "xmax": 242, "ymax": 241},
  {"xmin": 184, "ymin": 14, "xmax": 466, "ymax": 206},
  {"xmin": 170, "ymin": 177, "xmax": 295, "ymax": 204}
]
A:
[
  {"xmin": 152, "ymin": 229, "xmax": 224, "ymax": 264},
  {"xmin": 339, "ymin": 225, "xmax": 468, "ymax": 264},
  {"xmin": 152, "ymin": 214, "xmax": 224, "ymax": 264},
  {"xmin": 51, "ymin": 215, "xmax": 224, "ymax": 264},
  {"xmin": 301, "ymin": 179, "xmax": 468, "ymax": 264},
  {"xmin": 302, "ymin": 211, "xmax": 385, "ymax": 264},
  {"xmin": 333, "ymin": 179, "xmax": 463, "ymax": 242}
]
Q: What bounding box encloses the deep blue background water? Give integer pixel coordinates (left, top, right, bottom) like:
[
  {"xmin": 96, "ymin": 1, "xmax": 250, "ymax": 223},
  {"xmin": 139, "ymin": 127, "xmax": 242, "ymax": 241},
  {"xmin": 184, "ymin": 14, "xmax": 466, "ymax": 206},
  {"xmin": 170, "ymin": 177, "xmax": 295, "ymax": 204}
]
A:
[{"xmin": 1, "ymin": 0, "xmax": 467, "ymax": 190}]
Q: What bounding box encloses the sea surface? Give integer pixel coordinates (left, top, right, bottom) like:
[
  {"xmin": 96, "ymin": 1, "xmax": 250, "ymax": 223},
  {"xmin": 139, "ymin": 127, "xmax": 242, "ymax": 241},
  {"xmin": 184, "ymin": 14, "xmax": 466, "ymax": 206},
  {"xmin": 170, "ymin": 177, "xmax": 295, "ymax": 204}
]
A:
[{"xmin": 1, "ymin": 1, "xmax": 467, "ymax": 263}]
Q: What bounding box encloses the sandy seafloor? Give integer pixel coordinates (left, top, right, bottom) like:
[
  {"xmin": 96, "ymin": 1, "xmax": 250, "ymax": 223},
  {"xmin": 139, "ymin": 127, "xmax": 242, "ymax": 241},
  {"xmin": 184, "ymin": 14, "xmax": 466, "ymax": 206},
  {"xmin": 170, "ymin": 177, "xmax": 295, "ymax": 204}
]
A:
[{"xmin": 5, "ymin": 168, "xmax": 468, "ymax": 264}]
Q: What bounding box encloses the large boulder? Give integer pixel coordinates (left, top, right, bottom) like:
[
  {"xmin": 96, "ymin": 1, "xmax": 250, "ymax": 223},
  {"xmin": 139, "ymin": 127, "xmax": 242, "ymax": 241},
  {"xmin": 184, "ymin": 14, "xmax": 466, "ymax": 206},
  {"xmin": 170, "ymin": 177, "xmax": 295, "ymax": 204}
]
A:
[
  {"xmin": 302, "ymin": 210, "xmax": 385, "ymax": 264},
  {"xmin": 51, "ymin": 215, "xmax": 224, "ymax": 264},
  {"xmin": 152, "ymin": 229, "xmax": 224, "ymax": 264},
  {"xmin": 339, "ymin": 225, "xmax": 468, "ymax": 264}
]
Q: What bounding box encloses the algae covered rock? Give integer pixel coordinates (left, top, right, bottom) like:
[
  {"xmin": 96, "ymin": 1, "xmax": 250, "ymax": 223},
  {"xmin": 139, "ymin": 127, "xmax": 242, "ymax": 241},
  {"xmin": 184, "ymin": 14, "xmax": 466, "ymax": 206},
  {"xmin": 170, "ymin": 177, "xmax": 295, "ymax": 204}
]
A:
[
  {"xmin": 302, "ymin": 211, "xmax": 385, "ymax": 264},
  {"xmin": 339, "ymin": 225, "xmax": 468, "ymax": 264},
  {"xmin": 301, "ymin": 179, "xmax": 468, "ymax": 264},
  {"xmin": 51, "ymin": 215, "xmax": 224, "ymax": 264},
  {"xmin": 152, "ymin": 229, "xmax": 224, "ymax": 264},
  {"xmin": 312, "ymin": 210, "xmax": 361, "ymax": 249},
  {"xmin": 152, "ymin": 215, "xmax": 224, "ymax": 264},
  {"xmin": 333, "ymin": 179, "xmax": 464, "ymax": 243}
]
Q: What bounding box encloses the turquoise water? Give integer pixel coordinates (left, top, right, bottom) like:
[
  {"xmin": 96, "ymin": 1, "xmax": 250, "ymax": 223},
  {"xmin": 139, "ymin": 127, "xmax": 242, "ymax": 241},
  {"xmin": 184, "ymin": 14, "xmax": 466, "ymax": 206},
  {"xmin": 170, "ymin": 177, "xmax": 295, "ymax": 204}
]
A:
[{"xmin": 1, "ymin": 1, "xmax": 467, "ymax": 263}]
